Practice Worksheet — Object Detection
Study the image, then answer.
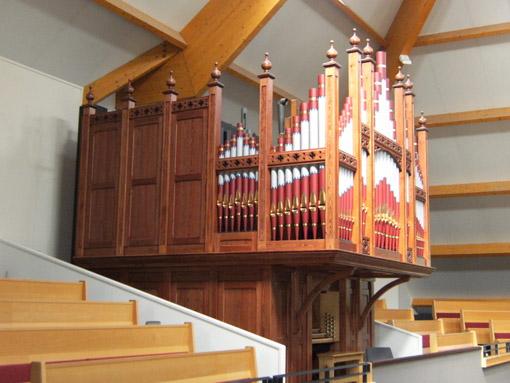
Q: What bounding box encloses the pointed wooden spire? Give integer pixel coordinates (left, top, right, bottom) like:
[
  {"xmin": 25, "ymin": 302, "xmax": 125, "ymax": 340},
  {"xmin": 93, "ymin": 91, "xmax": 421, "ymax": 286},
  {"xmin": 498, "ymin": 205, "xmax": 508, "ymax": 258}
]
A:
[
  {"xmin": 323, "ymin": 40, "xmax": 340, "ymax": 68},
  {"xmin": 349, "ymin": 28, "xmax": 361, "ymax": 47},
  {"xmin": 258, "ymin": 52, "xmax": 275, "ymax": 79},
  {"xmin": 393, "ymin": 66, "xmax": 405, "ymax": 88},
  {"xmin": 416, "ymin": 111, "xmax": 429, "ymax": 132},
  {"xmin": 163, "ymin": 70, "xmax": 178, "ymax": 96},
  {"xmin": 86, "ymin": 86, "xmax": 95, "ymax": 106},
  {"xmin": 404, "ymin": 74, "xmax": 414, "ymax": 96},
  {"xmin": 363, "ymin": 38, "xmax": 373, "ymax": 57},
  {"xmin": 208, "ymin": 62, "xmax": 224, "ymax": 88}
]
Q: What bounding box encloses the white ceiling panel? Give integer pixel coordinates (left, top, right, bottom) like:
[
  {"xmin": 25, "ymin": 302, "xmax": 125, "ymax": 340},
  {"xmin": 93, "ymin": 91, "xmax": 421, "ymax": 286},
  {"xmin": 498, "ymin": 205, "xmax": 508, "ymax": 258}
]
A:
[
  {"xmin": 123, "ymin": 0, "xmax": 207, "ymax": 31},
  {"xmin": 340, "ymin": 0, "xmax": 403, "ymax": 37},
  {"xmin": 0, "ymin": 0, "xmax": 161, "ymax": 86},
  {"xmin": 422, "ymin": 0, "xmax": 510, "ymax": 35}
]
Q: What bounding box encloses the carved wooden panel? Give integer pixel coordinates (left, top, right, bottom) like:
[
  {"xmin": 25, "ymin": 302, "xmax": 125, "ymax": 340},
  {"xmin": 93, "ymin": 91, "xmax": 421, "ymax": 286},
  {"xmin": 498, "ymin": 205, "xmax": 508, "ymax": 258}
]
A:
[
  {"xmin": 124, "ymin": 115, "xmax": 163, "ymax": 252},
  {"xmin": 84, "ymin": 122, "xmax": 121, "ymax": 252},
  {"xmin": 217, "ymin": 281, "xmax": 261, "ymax": 334},
  {"xmin": 168, "ymin": 107, "xmax": 209, "ymax": 248},
  {"xmin": 171, "ymin": 281, "xmax": 211, "ymax": 316}
]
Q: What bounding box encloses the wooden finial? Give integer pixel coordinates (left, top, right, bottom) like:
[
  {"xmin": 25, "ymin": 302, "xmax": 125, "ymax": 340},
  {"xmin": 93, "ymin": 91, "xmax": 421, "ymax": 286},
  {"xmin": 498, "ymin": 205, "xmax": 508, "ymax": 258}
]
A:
[
  {"xmin": 261, "ymin": 52, "xmax": 272, "ymax": 73},
  {"xmin": 126, "ymin": 80, "xmax": 134, "ymax": 97},
  {"xmin": 163, "ymin": 70, "xmax": 178, "ymax": 96},
  {"xmin": 417, "ymin": 111, "xmax": 429, "ymax": 132},
  {"xmin": 363, "ymin": 38, "xmax": 373, "ymax": 57},
  {"xmin": 208, "ymin": 62, "xmax": 224, "ymax": 88},
  {"xmin": 327, "ymin": 40, "xmax": 338, "ymax": 60},
  {"xmin": 349, "ymin": 28, "xmax": 361, "ymax": 47},
  {"xmin": 404, "ymin": 74, "xmax": 413, "ymax": 90},
  {"xmin": 86, "ymin": 86, "xmax": 94, "ymax": 105},
  {"xmin": 395, "ymin": 66, "xmax": 405, "ymax": 82}
]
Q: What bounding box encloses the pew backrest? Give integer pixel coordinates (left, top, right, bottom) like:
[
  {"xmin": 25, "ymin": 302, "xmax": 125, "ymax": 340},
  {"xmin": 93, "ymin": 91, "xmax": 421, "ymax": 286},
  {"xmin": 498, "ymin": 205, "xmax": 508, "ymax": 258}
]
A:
[
  {"xmin": 375, "ymin": 308, "xmax": 414, "ymax": 323},
  {"xmin": 0, "ymin": 323, "xmax": 193, "ymax": 364},
  {"xmin": 489, "ymin": 320, "xmax": 510, "ymax": 344},
  {"xmin": 30, "ymin": 347, "xmax": 257, "ymax": 383},
  {"xmin": 461, "ymin": 310, "xmax": 510, "ymax": 344},
  {"xmin": 0, "ymin": 300, "xmax": 137, "ymax": 328},
  {"xmin": 434, "ymin": 331, "xmax": 478, "ymax": 353},
  {"xmin": 0, "ymin": 279, "xmax": 86, "ymax": 301},
  {"xmin": 374, "ymin": 300, "xmax": 387, "ymax": 310},
  {"xmin": 392, "ymin": 319, "xmax": 444, "ymax": 334}
]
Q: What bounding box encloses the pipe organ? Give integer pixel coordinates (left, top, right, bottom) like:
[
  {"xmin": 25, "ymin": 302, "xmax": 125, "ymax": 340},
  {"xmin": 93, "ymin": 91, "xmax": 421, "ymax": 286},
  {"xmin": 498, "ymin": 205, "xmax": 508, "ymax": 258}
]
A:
[{"xmin": 75, "ymin": 29, "xmax": 432, "ymax": 377}]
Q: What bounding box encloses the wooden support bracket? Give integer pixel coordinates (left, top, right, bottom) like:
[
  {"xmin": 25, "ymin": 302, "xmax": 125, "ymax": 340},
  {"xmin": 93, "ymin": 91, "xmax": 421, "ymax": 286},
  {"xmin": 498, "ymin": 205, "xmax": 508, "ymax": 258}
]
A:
[{"xmin": 358, "ymin": 276, "xmax": 410, "ymax": 331}]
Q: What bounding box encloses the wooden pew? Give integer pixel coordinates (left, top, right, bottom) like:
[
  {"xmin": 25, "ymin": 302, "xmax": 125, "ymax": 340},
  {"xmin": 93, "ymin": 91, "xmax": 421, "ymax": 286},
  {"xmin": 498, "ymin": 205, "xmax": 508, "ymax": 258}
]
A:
[
  {"xmin": 489, "ymin": 320, "xmax": 510, "ymax": 344},
  {"xmin": 0, "ymin": 323, "xmax": 193, "ymax": 364},
  {"xmin": 374, "ymin": 300, "xmax": 387, "ymax": 310},
  {"xmin": 0, "ymin": 300, "xmax": 137, "ymax": 328},
  {"xmin": 432, "ymin": 331, "xmax": 478, "ymax": 353},
  {"xmin": 433, "ymin": 300, "xmax": 510, "ymax": 333},
  {"xmin": 374, "ymin": 308, "xmax": 414, "ymax": 323},
  {"xmin": 461, "ymin": 310, "xmax": 510, "ymax": 344},
  {"xmin": 0, "ymin": 279, "xmax": 86, "ymax": 301},
  {"xmin": 392, "ymin": 319, "xmax": 444, "ymax": 353},
  {"xmin": 30, "ymin": 347, "xmax": 257, "ymax": 383}
]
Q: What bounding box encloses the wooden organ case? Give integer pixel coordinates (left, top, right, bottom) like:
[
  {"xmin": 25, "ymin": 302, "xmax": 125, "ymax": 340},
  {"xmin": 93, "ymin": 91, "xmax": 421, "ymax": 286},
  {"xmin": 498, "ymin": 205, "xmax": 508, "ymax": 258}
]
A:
[{"xmin": 74, "ymin": 31, "xmax": 433, "ymax": 375}]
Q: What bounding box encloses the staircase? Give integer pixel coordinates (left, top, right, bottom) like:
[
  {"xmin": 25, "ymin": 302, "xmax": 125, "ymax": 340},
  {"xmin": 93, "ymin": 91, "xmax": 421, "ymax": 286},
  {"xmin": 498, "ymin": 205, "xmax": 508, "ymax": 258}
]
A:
[{"xmin": 0, "ymin": 278, "xmax": 257, "ymax": 382}]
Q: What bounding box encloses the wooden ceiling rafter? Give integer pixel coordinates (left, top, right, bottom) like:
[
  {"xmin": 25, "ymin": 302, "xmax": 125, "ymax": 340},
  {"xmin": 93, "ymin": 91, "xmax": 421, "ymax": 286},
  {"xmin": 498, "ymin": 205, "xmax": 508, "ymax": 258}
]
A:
[
  {"xmin": 432, "ymin": 243, "xmax": 510, "ymax": 258},
  {"xmin": 329, "ymin": 0, "xmax": 387, "ymax": 47},
  {"xmin": 384, "ymin": 0, "xmax": 436, "ymax": 79},
  {"xmin": 430, "ymin": 181, "xmax": 510, "ymax": 198},
  {"xmin": 94, "ymin": 0, "xmax": 187, "ymax": 48},
  {"xmin": 415, "ymin": 22, "xmax": 510, "ymax": 47}
]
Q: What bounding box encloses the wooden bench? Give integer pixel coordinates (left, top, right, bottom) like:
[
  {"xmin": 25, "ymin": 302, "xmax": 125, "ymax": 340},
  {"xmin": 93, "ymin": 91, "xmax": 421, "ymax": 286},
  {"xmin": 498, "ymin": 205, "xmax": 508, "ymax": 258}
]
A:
[
  {"xmin": 374, "ymin": 308, "xmax": 414, "ymax": 323},
  {"xmin": 489, "ymin": 320, "xmax": 510, "ymax": 344},
  {"xmin": 0, "ymin": 323, "xmax": 193, "ymax": 364},
  {"xmin": 317, "ymin": 351, "xmax": 370, "ymax": 383},
  {"xmin": 0, "ymin": 300, "xmax": 137, "ymax": 328},
  {"xmin": 0, "ymin": 279, "xmax": 86, "ymax": 301},
  {"xmin": 392, "ymin": 319, "xmax": 444, "ymax": 353},
  {"xmin": 431, "ymin": 331, "xmax": 478, "ymax": 353},
  {"xmin": 433, "ymin": 300, "xmax": 510, "ymax": 333},
  {"xmin": 30, "ymin": 347, "xmax": 257, "ymax": 383},
  {"xmin": 374, "ymin": 300, "xmax": 387, "ymax": 310},
  {"xmin": 461, "ymin": 310, "xmax": 510, "ymax": 344}
]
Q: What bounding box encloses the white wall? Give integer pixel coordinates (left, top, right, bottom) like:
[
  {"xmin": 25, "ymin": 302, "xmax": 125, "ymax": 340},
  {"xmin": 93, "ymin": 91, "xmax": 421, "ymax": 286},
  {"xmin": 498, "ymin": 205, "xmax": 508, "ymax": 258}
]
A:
[
  {"xmin": 0, "ymin": 238, "xmax": 286, "ymax": 377},
  {"xmin": 0, "ymin": 56, "xmax": 82, "ymax": 260}
]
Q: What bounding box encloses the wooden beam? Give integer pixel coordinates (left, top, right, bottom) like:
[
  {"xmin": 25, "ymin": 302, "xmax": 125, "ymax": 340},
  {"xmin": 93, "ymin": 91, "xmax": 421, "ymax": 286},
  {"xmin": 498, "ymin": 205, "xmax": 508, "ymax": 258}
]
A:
[
  {"xmin": 134, "ymin": 0, "xmax": 286, "ymax": 103},
  {"xmin": 226, "ymin": 63, "xmax": 302, "ymax": 102},
  {"xmin": 385, "ymin": 0, "xmax": 436, "ymax": 79},
  {"xmin": 430, "ymin": 181, "xmax": 510, "ymax": 198},
  {"xmin": 415, "ymin": 22, "xmax": 510, "ymax": 47},
  {"xmin": 418, "ymin": 107, "xmax": 510, "ymax": 128},
  {"xmin": 83, "ymin": 42, "xmax": 177, "ymax": 104},
  {"xmin": 94, "ymin": 0, "xmax": 187, "ymax": 49},
  {"xmin": 432, "ymin": 243, "xmax": 510, "ymax": 258},
  {"xmin": 330, "ymin": 0, "xmax": 386, "ymax": 47}
]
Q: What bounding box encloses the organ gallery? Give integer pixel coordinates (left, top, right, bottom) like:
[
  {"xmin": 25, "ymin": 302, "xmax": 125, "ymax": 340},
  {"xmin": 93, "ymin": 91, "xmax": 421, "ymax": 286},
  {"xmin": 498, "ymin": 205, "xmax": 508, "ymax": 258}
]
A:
[{"xmin": 74, "ymin": 30, "xmax": 432, "ymax": 373}]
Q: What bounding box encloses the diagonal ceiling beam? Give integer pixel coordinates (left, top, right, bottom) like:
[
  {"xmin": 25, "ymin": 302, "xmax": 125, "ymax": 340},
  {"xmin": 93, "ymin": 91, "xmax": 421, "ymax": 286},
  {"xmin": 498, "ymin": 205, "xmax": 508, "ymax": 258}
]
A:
[
  {"xmin": 330, "ymin": 0, "xmax": 386, "ymax": 47},
  {"xmin": 82, "ymin": 42, "xmax": 177, "ymax": 104},
  {"xmin": 415, "ymin": 22, "xmax": 510, "ymax": 47},
  {"xmin": 134, "ymin": 0, "xmax": 286, "ymax": 103},
  {"xmin": 385, "ymin": 0, "xmax": 436, "ymax": 79},
  {"xmin": 94, "ymin": 0, "xmax": 187, "ymax": 48}
]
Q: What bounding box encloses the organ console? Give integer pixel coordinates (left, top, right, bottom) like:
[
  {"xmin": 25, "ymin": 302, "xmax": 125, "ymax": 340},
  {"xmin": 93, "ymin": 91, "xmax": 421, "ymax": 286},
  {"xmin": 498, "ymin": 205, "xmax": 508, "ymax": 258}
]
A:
[{"xmin": 74, "ymin": 29, "xmax": 432, "ymax": 377}]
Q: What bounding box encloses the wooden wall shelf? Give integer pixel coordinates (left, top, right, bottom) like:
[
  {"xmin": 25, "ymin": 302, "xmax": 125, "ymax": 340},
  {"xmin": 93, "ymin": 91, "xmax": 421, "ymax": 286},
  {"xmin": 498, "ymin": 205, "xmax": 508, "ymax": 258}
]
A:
[
  {"xmin": 430, "ymin": 181, "xmax": 510, "ymax": 198},
  {"xmin": 431, "ymin": 243, "xmax": 510, "ymax": 258}
]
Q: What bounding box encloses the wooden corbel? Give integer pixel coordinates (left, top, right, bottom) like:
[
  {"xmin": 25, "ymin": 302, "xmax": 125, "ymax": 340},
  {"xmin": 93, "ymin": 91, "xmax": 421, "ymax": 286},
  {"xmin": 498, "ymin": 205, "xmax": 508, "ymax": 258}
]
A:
[{"xmin": 358, "ymin": 276, "xmax": 410, "ymax": 331}]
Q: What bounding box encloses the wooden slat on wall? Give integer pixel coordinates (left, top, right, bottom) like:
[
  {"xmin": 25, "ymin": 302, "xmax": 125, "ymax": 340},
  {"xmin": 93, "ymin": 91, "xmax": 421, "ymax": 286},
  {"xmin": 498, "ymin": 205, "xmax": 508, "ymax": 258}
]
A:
[
  {"xmin": 417, "ymin": 107, "xmax": 510, "ymax": 128},
  {"xmin": 415, "ymin": 22, "xmax": 510, "ymax": 47},
  {"xmin": 83, "ymin": 43, "xmax": 177, "ymax": 104},
  {"xmin": 432, "ymin": 243, "xmax": 510, "ymax": 258},
  {"xmin": 430, "ymin": 181, "xmax": 510, "ymax": 198},
  {"xmin": 94, "ymin": 0, "xmax": 187, "ymax": 48}
]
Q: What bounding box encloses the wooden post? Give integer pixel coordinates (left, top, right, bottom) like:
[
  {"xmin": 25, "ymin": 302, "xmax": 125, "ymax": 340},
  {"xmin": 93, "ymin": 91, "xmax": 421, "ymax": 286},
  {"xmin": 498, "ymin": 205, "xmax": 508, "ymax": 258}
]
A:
[
  {"xmin": 361, "ymin": 39, "xmax": 375, "ymax": 256},
  {"xmin": 205, "ymin": 63, "xmax": 224, "ymax": 252},
  {"xmin": 346, "ymin": 30, "xmax": 363, "ymax": 252},
  {"xmin": 257, "ymin": 53, "xmax": 275, "ymax": 249},
  {"xmin": 117, "ymin": 81, "xmax": 135, "ymax": 256},
  {"xmin": 404, "ymin": 75, "xmax": 416, "ymax": 263},
  {"xmin": 160, "ymin": 72, "xmax": 178, "ymax": 254},
  {"xmin": 393, "ymin": 67, "xmax": 407, "ymax": 262},
  {"xmin": 323, "ymin": 41, "xmax": 341, "ymax": 249},
  {"xmin": 416, "ymin": 113, "xmax": 430, "ymax": 266},
  {"xmin": 75, "ymin": 88, "xmax": 96, "ymax": 258}
]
